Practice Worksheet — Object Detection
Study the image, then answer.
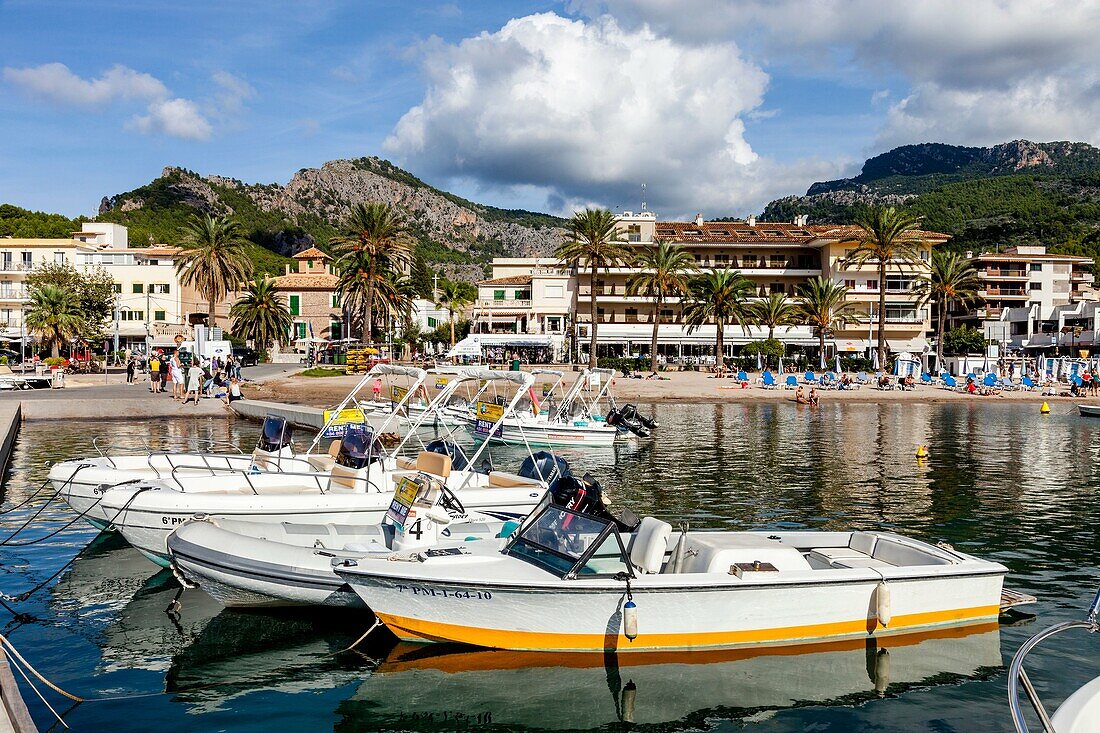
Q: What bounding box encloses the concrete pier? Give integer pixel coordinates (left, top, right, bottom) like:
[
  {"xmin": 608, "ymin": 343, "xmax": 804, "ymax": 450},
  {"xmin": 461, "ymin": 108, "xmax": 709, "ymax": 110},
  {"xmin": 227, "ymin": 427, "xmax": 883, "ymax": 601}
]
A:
[
  {"xmin": 0, "ymin": 403, "xmax": 20, "ymax": 478},
  {"xmin": 230, "ymin": 399, "xmax": 395, "ymax": 433}
]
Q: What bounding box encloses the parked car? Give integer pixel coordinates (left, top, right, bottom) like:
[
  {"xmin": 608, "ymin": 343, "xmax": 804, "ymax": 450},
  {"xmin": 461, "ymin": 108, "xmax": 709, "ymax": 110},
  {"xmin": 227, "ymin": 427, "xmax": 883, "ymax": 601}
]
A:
[{"xmin": 232, "ymin": 347, "xmax": 259, "ymax": 366}]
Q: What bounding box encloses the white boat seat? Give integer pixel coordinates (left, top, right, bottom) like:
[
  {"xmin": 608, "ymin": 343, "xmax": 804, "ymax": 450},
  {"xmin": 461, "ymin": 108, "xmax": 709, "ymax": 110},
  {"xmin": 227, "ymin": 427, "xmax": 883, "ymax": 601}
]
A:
[
  {"xmin": 251, "ymin": 448, "xmax": 283, "ymax": 471},
  {"xmin": 327, "ymin": 464, "xmax": 367, "ymax": 493},
  {"xmin": 416, "ymin": 451, "xmax": 451, "ymax": 479},
  {"xmin": 306, "ymin": 440, "xmax": 342, "ymax": 472},
  {"xmin": 810, "ymin": 547, "xmax": 867, "ymax": 561},
  {"xmin": 871, "ymin": 537, "xmax": 953, "ymax": 567},
  {"xmin": 829, "ymin": 556, "xmax": 893, "ymax": 569},
  {"xmin": 488, "ymin": 471, "xmax": 542, "ymax": 488},
  {"xmin": 678, "ymin": 534, "xmax": 811, "ymax": 574},
  {"xmin": 630, "ymin": 517, "xmax": 672, "ymax": 574}
]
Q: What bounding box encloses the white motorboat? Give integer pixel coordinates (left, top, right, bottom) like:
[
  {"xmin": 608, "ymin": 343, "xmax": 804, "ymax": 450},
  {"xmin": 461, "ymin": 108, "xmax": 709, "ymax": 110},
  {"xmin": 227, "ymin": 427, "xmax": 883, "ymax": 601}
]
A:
[
  {"xmin": 48, "ymin": 363, "xmax": 431, "ymax": 529},
  {"xmin": 347, "ymin": 623, "xmax": 1003, "ymax": 729},
  {"xmin": 98, "ymin": 370, "xmax": 563, "ymax": 567},
  {"xmin": 166, "ymin": 470, "xmax": 520, "ymax": 608},
  {"xmin": 335, "ymin": 491, "xmax": 1030, "ymax": 653},
  {"xmin": 1009, "ymin": 587, "xmax": 1100, "ymax": 732},
  {"xmin": 460, "ymin": 368, "xmax": 657, "ymax": 448},
  {"xmin": 1078, "ymin": 404, "xmax": 1100, "ymax": 418}
]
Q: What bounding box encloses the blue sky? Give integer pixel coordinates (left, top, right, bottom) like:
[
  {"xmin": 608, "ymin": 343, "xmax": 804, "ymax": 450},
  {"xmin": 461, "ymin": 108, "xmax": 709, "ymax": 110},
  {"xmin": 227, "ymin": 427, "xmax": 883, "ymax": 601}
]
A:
[{"xmin": 2, "ymin": 1, "xmax": 1098, "ymax": 219}]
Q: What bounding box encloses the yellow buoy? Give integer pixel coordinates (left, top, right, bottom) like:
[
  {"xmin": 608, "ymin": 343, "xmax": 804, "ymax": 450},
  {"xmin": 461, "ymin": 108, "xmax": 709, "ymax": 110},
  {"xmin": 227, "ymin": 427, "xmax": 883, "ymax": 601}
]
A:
[
  {"xmin": 1040, "ymin": 402, "xmax": 1050, "ymax": 415},
  {"xmin": 915, "ymin": 445, "xmax": 928, "ymax": 459}
]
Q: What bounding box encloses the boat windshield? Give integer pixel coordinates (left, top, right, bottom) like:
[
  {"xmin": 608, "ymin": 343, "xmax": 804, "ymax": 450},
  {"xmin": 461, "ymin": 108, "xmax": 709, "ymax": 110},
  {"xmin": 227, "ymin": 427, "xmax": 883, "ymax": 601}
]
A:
[
  {"xmin": 257, "ymin": 416, "xmax": 292, "ymax": 451},
  {"xmin": 336, "ymin": 427, "xmax": 381, "ymax": 469},
  {"xmin": 505, "ymin": 503, "xmax": 629, "ymax": 579}
]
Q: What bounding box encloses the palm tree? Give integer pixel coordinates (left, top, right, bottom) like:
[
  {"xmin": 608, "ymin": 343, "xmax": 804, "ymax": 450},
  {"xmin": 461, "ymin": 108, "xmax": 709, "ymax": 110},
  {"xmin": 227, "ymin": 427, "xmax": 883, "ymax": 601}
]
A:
[
  {"xmin": 841, "ymin": 206, "xmax": 925, "ymax": 365},
  {"xmin": 747, "ymin": 291, "xmax": 798, "ymax": 341},
  {"xmin": 25, "ymin": 284, "xmax": 84, "ymax": 358},
  {"xmin": 374, "ymin": 271, "xmax": 418, "ymax": 344},
  {"xmin": 331, "ymin": 202, "xmax": 412, "ymax": 344},
  {"xmin": 682, "ymin": 269, "xmax": 754, "ymax": 371},
  {"xmin": 229, "ymin": 276, "xmax": 293, "ymax": 351},
  {"xmin": 914, "ymin": 250, "xmax": 981, "ymax": 372},
  {"xmin": 556, "ymin": 208, "xmax": 631, "ymax": 368},
  {"xmin": 435, "ymin": 280, "xmax": 473, "ymax": 347},
  {"xmin": 797, "ymin": 277, "xmax": 864, "ymax": 359},
  {"xmin": 626, "ymin": 240, "xmax": 694, "ymax": 372},
  {"xmin": 176, "ymin": 214, "xmax": 253, "ymax": 327}
]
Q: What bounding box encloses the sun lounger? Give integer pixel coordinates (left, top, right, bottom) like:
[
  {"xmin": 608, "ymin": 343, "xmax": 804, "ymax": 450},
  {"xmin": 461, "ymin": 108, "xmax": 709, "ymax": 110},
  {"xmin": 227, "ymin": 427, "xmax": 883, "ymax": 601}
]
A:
[
  {"xmin": 784, "ymin": 375, "xmax": 798, "ymax": 389},
  {"xmin": 803, "ymin": 370, "xmax": 816, "ymax": 384},
  {"xmin": 761, "ymin": 371, "xmax": 777, "ymax": 389},
  {"xmin": 1021, "ymin": 376, "xmax": 1037, "ymax": 391},
  {"xmin": 920, "ymin": 372, "xmax": 933, "ymax": 386},
  {"xmin": 736, "ymin": 370, "xmax": 749, "ymax": 384},
  {"xmin": 1000, "ymin": 377, "xmax": 1018, "ymax": 391}
]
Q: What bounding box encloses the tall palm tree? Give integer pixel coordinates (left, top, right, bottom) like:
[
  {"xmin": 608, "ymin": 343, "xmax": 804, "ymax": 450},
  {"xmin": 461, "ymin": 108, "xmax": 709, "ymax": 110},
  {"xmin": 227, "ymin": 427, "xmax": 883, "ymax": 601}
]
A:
[
  {"xmin": 626, "ymin": 240, "xmax": 694, "ymax": 372},
  {"xmin": 841, "ymin": 206, "xmax": 925, "ymax": 365},
  {"xmin": 797, "ymin": 277, "xmax": 864, "ymax": 359},
  {"xmin": 375, "ymin": 271, "xmax": 418, "ymax": 343},
  {"xmin": 229, "ymin": 276, "xmax": 293, "ymax": 351},
  {"xmin": 331, "ymin": 202, "xmax": 412, "ymax": 344},
  {"xmin": 747, "ymin": 291, "xmax": 798, "ymax": 341},
  {"xmin": 914, "ymin": 250, "xmax": 981, "ymax": 372},
  {"xmin": 25, "ymin": 284, "xmax": 84, "ymax": 358},
  {"xmin": 682, "ymin": 269, "xmax": 754, "ymax": 371},
  {"xmin": 435, "ymin": 280, "xmax": 473, "ymax": 347},
  {"xmin": 176, "ymin": 214, "xmax": 253, "ymax": 327},
  {"xmin": 556, "ymin": 208, "xmax": 631, "ymax": 368}
]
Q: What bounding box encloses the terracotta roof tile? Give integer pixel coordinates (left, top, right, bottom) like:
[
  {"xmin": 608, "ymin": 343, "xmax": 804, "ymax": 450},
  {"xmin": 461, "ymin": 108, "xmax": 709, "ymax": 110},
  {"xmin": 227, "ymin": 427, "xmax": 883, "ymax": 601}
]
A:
[
  {"xmin": 478, "ymin": 275, "xmax": 533, "ymax": 285},
  {"xmin": 292, "ymin": 247, "xmax": 331, "ymax": 260},
  {"xmin": 649, "ymin": 221, "xmax": 950, "ymax": 244},
  {"xmin": 271, "ymin": 273, "xmax": 339, "ymax": 289}
]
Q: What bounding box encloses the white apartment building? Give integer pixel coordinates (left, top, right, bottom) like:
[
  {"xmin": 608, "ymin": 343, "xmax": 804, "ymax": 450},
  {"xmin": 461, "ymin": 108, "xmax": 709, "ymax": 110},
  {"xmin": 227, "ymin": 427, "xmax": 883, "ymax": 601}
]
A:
[
  {"xmin": 0, "ymin": 223, "xmax": 188, "ymax": 352},
  {"xmin": 468, "ymin": 258, "xmax": 574, "ymax": 360}
]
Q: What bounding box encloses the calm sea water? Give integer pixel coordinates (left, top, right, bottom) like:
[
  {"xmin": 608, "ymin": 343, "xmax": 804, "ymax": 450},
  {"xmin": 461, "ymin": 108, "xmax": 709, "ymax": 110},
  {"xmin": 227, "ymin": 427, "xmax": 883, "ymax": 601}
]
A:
[{"xmin": 1, "ymin": 404, "xmax": 1099, "ymax": 732}]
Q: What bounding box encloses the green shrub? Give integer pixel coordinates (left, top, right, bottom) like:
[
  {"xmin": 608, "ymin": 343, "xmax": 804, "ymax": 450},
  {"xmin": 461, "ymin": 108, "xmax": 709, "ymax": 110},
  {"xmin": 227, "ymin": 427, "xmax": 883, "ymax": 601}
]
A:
[{"xmin": 297, "ymin": 367, "xmax": 344, "ymax": 378}]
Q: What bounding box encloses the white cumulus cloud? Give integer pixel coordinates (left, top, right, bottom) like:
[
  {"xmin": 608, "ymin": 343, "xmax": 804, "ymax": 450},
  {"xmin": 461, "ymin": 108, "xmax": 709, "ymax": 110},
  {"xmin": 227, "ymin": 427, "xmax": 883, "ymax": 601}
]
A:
[
  {"xmin": 384, "ymin": 12, "xmax": 813, "ymax": 217},
  {"xmin": 3, "ymin": 62, "xmax": 221, "ymax": 141},
  {"xmin": 128, "ymin": 98, "xmax": 213, "ymax": 141}
]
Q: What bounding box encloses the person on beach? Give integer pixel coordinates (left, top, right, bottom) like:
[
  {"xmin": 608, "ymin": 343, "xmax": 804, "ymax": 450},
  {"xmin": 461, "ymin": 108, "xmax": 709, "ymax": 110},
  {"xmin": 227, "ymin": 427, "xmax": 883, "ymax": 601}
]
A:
[
  {"xmin": 795, "ymin": 385, "xmax": 807, "ymax": 404},
  {"xmin": 808, "ymin": 387, "xmax": 819, "ymax": 406},
  {"xmin": 149, "ymin": 353, "xmax": 161, "ymax": 393},
  {"xmin": 372, "ymin": 377, "xmax": 382, "ymax": 401},
  {"xmin": 223, "ymin": 376, "xmax": 243, "ymax": 406},
  {"xmin": 126, "ymin": 357, "xmax": 136, "ymax": 384},
  {"xmin": 183, "ymin": 360, "xmax": 204, "ymax": 405}
]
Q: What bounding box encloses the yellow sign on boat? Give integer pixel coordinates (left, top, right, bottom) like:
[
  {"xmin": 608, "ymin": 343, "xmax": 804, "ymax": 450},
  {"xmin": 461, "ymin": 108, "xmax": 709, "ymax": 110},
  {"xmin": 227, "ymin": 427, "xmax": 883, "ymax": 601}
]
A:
[
  {"xmin": 391, "ymin": 385, "xmax": 409, "ymax": 402},
  {"xmin": 476, "ymin": 401, "xmax": 504, "ymax": 421},
  {"xmin": 323, "ymin": 408, "xmax": 365, "ymax": 425},
  {"xmin": 434, "ymin": 376, "xmax": 450, "ymax": 390},
  {"xmin": 386, "ymin": 475, "xmax": 421, "ymax": 526}
]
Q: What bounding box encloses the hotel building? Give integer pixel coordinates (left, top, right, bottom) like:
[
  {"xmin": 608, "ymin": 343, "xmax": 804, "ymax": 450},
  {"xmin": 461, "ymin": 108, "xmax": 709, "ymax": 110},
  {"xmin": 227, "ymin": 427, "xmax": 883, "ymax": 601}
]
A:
[{"xmin": 568, "ymin": 211, "xmax": 948, "ymax": 359}]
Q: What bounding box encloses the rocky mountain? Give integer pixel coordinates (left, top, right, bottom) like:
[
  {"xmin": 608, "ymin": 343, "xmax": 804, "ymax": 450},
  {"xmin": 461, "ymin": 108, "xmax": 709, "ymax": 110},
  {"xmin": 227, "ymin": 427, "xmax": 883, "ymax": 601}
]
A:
[
  {"xmin": 762, "ymin": 140, "xmax": 1100, "ymax": 257},
  {"xmin": 96, "ymin": 157, "xmax": 566, "ymax": 281}
]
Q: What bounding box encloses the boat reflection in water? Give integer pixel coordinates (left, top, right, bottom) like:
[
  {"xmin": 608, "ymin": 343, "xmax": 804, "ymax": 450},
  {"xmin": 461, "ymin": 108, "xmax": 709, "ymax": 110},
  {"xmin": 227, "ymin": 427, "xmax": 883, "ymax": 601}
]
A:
[{"xmin": 338, "ymin": 623, "xmax": 1003, "ymax": 731}]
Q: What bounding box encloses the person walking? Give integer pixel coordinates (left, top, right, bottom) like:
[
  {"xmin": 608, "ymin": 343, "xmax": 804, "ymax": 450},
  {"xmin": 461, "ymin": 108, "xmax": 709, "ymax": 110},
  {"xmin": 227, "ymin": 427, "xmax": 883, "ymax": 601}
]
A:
[
  {"xmin": 183, "ymin": 359, "xmax": 204, "ymax": 405},
  {"xmin": 126, "ymin": 357, "xmax": 136, "ymax": 384},
  {"xmin": 149, "ymin": 353, "xmax": 161, "ymax": 393}
]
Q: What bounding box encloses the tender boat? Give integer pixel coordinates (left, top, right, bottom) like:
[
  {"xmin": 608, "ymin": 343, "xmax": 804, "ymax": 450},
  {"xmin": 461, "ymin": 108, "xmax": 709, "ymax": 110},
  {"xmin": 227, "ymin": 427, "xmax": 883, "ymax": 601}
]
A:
[
  {"xmin": 48, "ymin": 363, "xmax": 431, "ymax": 529},
  {"xmin": 1009, "ymin": 587, "xmax": 1100, "ymax": 732},
  {"xmin": 1078, "ymin": 404, "xmax": 1100, "ymax": 418},
  {"xmin": 335, "ymin": 489, "xmax": 1030, "ymax": 652},
  {"xmin": 98, "ymin": 370, "xmax": 560, "ymax": 567},
  {"xmin": 166, "ymin": 467, "xmax": 525, "ymax": 608}
]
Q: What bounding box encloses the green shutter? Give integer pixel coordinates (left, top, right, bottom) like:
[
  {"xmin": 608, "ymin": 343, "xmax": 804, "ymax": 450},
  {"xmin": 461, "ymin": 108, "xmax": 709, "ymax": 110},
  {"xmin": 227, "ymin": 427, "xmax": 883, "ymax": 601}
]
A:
[
  {"xmin": 289, "ymin": 294, "xmax": 300, "ymax": 315},
  {"xmin": 133, "ymin": 283, "xmax": 143, "ymax": 294},
  {"xmin": 331, "ymin": 293, "xmax": 339, "ymax": 308},
  {"xmin": 296, "ymin": 322, "xmax": 307, "ymax": 339},
  {"xmin": 154, "ymin": 310, "xmax": 166, "ymax": 321},
  {"xmin": 330, "ymin": 321, "xmax": 341, "ymax": 339},
  {"xmin": 428, "ymin": 317, "xmax": 437, "ymax": 328},
  {"xmin": 494, "ymin": 290, "xmax": 505, "ymax": 301}
]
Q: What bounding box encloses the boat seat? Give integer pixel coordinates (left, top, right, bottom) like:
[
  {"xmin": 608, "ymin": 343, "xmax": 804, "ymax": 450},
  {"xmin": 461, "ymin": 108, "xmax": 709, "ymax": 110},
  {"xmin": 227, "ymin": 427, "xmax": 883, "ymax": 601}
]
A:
[
  {"xmin": 395, "ymin": 457, "xmax": 418, "ymax": 471},
  {"xmin": 251, "ymin": 448, "xmax": 283, "ymax": 471},
  {"xmin": 630, "ymin": 517, "xmax": 672, "ymax": 574},
  {"xmin": 327, "ymin": 464, "xmax": 367, "ymax": 493},
  {"xmin": 871, "ymin": 537, "xmax": 953, "ymax": 567},
  {"xmin": 678, "ymin": 534, "xmax": 811, "ymax": 574},
  {"xmin": 306, "ymin": 440, "xmax": 342, "ymax": 472},
  {"xmin": 416, "ymin": 451, "xmax": 451, "ymax": 479},
  {"xmin": 488, "ymin": 471, "xmax": 542, "ymax": 488},
  {"xmin": 829, "ymin": 556, "xmax": 893, "ymax": 569}
]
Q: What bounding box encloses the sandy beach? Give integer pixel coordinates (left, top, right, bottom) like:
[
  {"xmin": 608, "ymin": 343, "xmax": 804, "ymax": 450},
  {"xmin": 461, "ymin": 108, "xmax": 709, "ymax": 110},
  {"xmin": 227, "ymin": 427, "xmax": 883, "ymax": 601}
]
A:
[{"xmin": 243, "ymin": 368, "xmax": 1100, "ymax": 407}]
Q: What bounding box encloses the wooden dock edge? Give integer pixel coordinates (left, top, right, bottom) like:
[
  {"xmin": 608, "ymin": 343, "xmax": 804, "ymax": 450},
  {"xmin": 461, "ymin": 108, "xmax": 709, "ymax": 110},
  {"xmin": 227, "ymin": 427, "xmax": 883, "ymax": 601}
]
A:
[{"xmin": 0, "ymin": 647, "xmax": 39, "ymax": 733}]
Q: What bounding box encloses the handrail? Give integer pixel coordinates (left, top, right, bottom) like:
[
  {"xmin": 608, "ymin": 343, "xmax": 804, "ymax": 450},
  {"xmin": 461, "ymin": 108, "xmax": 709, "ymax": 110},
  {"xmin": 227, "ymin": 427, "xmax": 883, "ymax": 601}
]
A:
[
  {"xmin": 1009, "ymin": 586, "xmax": 1100, "ymax": 732},
  {"xmin": 168, "ymin": 463, "xmax": 385, "ymax": 495}
]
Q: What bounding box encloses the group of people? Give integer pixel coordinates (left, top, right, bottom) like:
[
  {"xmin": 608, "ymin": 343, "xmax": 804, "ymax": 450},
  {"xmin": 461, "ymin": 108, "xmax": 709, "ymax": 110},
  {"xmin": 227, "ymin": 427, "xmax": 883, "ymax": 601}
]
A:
[
  {"xmin": 127, "ymin": 350, "xmax": 244, "ymax": 406},
  {"xmin": 794, "ymin": 385, "xmax": 820, "ymax": 406}
]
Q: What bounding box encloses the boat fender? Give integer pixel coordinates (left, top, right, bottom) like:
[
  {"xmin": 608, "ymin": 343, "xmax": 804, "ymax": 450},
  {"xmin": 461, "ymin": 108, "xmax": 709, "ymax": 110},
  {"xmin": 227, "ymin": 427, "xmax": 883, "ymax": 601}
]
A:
[
  {"xmin": 915, "ymin": 445, "xmax": 928, "ymax": 458},
  {"xmin": 875, "ymin": 581, "xmax": 891, "ymax": 627},
  {"xmin": 623, "ymin": 599, "xmax": 638, "ymax": 641},
  {"xmin": 620, "ymin": 681, "xmax": 637, "ymax": 723},
  {"xmin": 423, "ymin": 507, "xmax": 452, "ymax": 526}
]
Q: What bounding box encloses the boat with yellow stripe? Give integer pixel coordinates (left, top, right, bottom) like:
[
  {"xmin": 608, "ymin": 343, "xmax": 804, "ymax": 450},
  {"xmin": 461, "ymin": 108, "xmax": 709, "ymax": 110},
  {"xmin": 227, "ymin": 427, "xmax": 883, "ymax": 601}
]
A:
[{"xmin": 335, "ymin": 490, "xmax": 1030, "ymax": 653}]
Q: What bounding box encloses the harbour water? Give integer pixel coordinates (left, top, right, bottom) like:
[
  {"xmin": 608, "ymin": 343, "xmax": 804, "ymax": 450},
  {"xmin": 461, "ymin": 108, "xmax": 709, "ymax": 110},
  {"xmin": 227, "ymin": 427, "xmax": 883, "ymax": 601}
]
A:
[{"xmin": 1, "ymin": 402, "xmax": 1098, "ymax": 731}]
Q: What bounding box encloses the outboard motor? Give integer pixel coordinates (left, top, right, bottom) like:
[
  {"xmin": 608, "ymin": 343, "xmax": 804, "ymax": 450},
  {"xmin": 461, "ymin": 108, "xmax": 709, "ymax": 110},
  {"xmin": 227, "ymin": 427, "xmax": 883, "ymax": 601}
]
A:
[
  {"xmin": 424, "ymin": 439, "xmax": 470, "ymax": 471},
  {"xmin": 609, "ymin": 405, "xmax": 650, "ymax": 438},
  {"xmin": 335, "ymin": 427, "xmax": 385, "ymax": 469},
  {"xmin": 518, "ymin": 450, "xmax": 572, "ymax": 491},
  {"xmin": 256, "ymin": 416, "xmax": 293, "ymax": 453},
  {"xmin": 619, "ymin": 404, "xmax": 658, "ymax": 431},
  {"xmin": 549, "ymin": 472, "xmax": 639, "ymax": 532}
]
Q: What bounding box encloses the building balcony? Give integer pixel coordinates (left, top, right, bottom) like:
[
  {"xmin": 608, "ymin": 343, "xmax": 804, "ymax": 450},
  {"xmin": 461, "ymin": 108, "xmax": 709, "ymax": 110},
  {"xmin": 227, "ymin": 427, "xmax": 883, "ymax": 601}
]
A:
[
  {"xmin": 0, "ymin": 288, "xmax": 29, "ymax": 300},
  {"xmin": 479, "ymin": 298, "xmax": 532, "ymax": 309},
  {"xmin": 979, "ymin": 288, "xmax": 1029, "ymax": 299},
  {"xmin": 981, "ymin": 269, "xmax": 1029, "ymax": 280},
  {"xmin": 0, "ymin": 264, "xmax": 32, "ymax": 273},
  {"xmin": 1071, "ymin": 271, "xmax": 1095, "ymax": 282}
]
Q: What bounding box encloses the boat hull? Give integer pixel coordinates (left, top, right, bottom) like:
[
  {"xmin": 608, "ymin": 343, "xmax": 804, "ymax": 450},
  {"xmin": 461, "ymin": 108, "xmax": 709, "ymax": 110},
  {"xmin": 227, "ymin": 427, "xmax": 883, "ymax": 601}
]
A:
[
  {"xmin": 339, "ymin": 559, "xmax": 1005, "ymax": 653},
  {"xmin": 1079, "ymin": 404, "xmax": 1100, "ymax": 417},
  {"xmin": 102, "ymin": 485, "xmax": 539, "ymax": 567},
  {"xmin": 465, "ymin": 419, "xmax": 619, "ymax": 447}
]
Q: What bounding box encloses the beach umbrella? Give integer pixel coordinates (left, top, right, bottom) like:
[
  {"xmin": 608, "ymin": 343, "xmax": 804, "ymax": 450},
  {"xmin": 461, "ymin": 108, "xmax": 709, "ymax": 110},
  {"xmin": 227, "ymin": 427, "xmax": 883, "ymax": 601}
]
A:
[
  {"xmin": 819, "ymin": 350, "xmax": 827, "ymax": 370},
  {"xmin": 834, "ymin": 353, "xmax": 842, "ymax": 375},
  {"xmin": 872, "ymin": 348, "xmax": 880, "ymax": 372},
  {"xmin": 757, "ymin": 351, "xmax": 763, "ymax": 371},
  {"xmin": 778, "ymin": 356, "xmax": 784, "ymax": 374}
]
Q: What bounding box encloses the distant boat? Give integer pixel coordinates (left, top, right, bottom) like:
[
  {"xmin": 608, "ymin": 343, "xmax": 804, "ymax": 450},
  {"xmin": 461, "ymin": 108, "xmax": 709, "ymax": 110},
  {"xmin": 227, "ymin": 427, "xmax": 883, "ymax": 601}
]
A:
[{"xmin": 1078, "ymin": 404, "xmax": 1100, "ymax": 417}]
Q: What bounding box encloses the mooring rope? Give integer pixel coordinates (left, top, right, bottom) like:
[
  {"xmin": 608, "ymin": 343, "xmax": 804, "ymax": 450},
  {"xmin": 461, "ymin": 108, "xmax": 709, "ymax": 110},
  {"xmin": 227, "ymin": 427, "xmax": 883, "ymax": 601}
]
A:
[
  {"xmin": 0, "ymin": 467, "xmax": 96, "ymax": 544},
  {"xmin": 0, "ymin": 475, "xmax": 63, "ymax": 516}
]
